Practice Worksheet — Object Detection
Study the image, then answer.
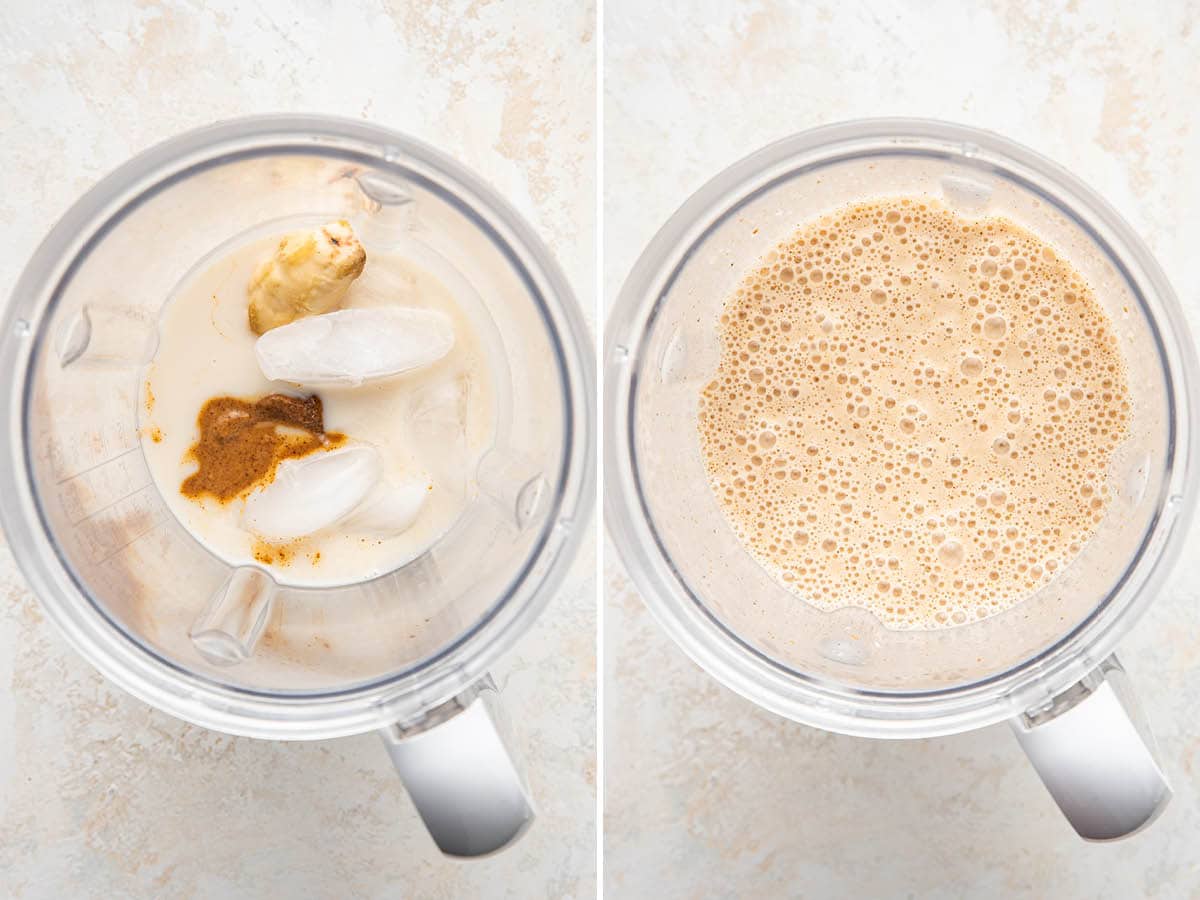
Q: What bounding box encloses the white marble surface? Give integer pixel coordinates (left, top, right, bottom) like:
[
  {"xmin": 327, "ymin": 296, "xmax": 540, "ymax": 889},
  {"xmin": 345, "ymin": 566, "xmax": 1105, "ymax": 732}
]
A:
[
  {"xmin": 604, "ymin": 1, "xmax": 1200, "ymax": 897},
  {"xmin": 0, "ymin": 2, "xmax": 595, "ymax": 897}
]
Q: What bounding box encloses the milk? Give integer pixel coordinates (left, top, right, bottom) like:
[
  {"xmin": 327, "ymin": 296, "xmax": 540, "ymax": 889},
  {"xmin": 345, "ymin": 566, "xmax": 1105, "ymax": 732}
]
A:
[{"xmin": 140, "ymin": 230, "xmax": 496, "ymax": 587}]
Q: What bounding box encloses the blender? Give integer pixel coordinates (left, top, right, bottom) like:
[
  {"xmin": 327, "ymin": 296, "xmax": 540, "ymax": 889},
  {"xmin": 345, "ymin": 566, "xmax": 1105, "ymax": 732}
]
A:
[
  {"xmin": 0, "ymin": 115, "xmax": 594, "ymax": 858},
  {"xmin": 606, "ymin": 119, "xmax": 1199, "ymax": 841}
]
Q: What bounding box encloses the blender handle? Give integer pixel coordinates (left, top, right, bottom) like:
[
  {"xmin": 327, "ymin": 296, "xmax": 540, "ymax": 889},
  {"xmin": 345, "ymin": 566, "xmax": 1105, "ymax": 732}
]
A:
[
  {"xmin": 1011, "ymin": 655, "xmax": 1169, "ymax": 841},
  {"xmin": 379, "ymin": 675, "xmax": 533, "ymax": 857}
]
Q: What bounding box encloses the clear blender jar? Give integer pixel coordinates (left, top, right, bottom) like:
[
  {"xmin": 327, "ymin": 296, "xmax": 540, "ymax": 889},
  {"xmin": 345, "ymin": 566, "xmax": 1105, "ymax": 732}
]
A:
[
  {"xmin": 0, "ymin": 116, "xmax": 594, "ymax": 857},
  {"xmin": 606, "ymin": 119, "xmax": 1199, "ymax": 841}
]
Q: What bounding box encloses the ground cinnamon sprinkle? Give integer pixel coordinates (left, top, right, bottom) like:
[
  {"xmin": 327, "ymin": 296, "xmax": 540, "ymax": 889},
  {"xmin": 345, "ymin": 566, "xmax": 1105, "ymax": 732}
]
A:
[{"xmin": 181, "ymin": 393, "xmax": 345, "ymax": 503}]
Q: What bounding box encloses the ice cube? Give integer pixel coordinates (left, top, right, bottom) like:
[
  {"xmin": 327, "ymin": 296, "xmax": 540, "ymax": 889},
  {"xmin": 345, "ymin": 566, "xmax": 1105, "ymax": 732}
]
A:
[
  {"xmin": 349, "ymin": 257, "xmax": 418, "ymax": 305},
  {"xmin": 255, "ymin": 307, "xmax": 455, "ymax": 387},
  {"xmin": 342, "ymin": 474, "xmax": 432, "ymax": 537},
  {"xmin": 408, "ymin": 372, "xmax": 469, "ymax": 430},
  {"xmin": 407, "ymin": 374, "xmax": 470, "ymax": 496},
  {"xmin": 241, "ymin": 445, "xmax": 382, "ymax": 540}
]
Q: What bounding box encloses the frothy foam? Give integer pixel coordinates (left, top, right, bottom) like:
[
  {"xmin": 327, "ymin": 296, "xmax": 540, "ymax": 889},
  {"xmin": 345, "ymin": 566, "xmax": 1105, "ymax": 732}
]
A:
[{"xmin": 697, "ymin": 198, "xmax": 1131, "ymax": 629}]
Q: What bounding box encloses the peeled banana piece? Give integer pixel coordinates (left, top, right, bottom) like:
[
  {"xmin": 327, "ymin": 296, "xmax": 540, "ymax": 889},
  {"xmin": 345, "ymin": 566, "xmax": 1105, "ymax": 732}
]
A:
[{"xmin": 247, "ymin": 220, "xmax": 366, "ymax": 334}]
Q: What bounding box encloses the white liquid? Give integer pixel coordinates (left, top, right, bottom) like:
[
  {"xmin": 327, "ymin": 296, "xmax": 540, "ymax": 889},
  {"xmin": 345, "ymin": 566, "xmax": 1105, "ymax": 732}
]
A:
[{"xmin": 140, "ymin": 231, "xmax": 496, "ymax": 587}]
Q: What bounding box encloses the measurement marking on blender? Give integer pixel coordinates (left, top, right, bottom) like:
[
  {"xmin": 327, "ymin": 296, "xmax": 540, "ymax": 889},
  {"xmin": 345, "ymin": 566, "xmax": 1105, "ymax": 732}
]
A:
[
  {"xmin": 58, "ymin": 452, "xmax": 153, "ymax": 524},
  {"xmin": 84, "ymin": 516, "xmax": 167, "ymax": 566},
  {"xmin": 63, "ymin": 483, "xmax": 156, "ymax": 527},
  {"xmin": 51, "ymin": 444, "xmax": 141, "ymax": 485},
  {"xmin": 75, "ymin": 486, "xmax": 168, "ymax": 564}
]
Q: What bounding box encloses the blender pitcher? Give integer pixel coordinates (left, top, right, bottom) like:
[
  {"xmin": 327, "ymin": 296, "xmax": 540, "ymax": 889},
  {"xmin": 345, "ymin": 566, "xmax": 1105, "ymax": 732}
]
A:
[
  {"xmin": 0, "ymin": 116, "xmax": 594, "ymax": 858},
  {"xmin": 606, "ymin": 119, "xmax": 1199, "ymax": 841}
]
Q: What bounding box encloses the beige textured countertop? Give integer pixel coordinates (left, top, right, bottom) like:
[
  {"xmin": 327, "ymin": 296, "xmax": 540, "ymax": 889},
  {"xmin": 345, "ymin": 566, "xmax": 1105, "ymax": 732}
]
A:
[
  {"xmin": 0, "ymin": 2, "xmax": 595, "ymax": 897},
  {"xmin": 604, "ymin": 1, "xmax": 1200, "ymax": 897}
]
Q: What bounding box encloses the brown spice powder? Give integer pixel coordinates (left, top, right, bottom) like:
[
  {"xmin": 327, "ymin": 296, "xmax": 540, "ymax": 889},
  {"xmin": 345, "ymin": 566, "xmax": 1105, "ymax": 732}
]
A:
[{"xmin": 181, "ymin": 393, "xmax": 345, "ymax": 503}]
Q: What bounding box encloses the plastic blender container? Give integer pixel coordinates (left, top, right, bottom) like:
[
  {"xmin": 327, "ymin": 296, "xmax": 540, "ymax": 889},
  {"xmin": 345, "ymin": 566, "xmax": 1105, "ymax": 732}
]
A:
[
  {"xmin": 606, "ymin": 119, "xmax": 1199, "ymax": 841},
  {"xmin": 0, "ymin": 115, "xmax": 594, "ymax": 857}
]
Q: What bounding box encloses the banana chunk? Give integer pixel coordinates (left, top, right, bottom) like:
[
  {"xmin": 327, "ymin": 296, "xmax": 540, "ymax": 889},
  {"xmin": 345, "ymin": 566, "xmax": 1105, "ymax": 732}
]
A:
[{"xmin": 247, "ymin": 220, "xmax": 366, "ymax": 334}]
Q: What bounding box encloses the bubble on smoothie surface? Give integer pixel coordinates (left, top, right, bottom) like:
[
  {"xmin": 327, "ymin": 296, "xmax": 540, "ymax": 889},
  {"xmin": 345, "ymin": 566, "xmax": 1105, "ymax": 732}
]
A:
[
  {"xmin": 696, "ymin": 197, "xmax": 1131, "ymax": 629},
  {"xmin": 255, "ymin": 307, "xmax": 455, "ymax": 387},
  {"xmin": 247, "ymin": 220, "xmax": 366, "ymax": 334}
]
